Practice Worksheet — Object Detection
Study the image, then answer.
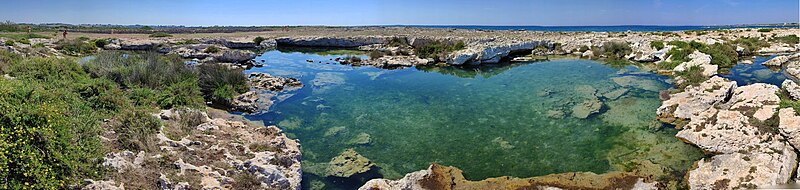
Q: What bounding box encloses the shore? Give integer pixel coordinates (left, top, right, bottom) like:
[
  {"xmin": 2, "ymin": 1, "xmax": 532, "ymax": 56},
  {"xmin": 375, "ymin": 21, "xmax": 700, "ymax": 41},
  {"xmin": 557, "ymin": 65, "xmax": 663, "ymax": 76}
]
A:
[{"xmin": 2, "ymin": 26, "xmax": 800, "ymax": 189}]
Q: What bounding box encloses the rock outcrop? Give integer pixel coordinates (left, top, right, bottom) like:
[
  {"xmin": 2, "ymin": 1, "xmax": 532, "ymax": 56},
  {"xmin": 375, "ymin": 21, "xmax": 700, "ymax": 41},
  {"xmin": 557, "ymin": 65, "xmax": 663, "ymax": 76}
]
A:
[
  {"xmin": 217, "ymin": 49, "xmax": 257, "ymax": 63},
  {"xmin": 275, "ymin": 36, "xmax": 387, "ymax": 47},
  {"xmin": 230, "ymin": 73, "xmax": 302, "ymax": 113},
  {"xmin": 359, "ymin": 164, "xmax": 657, "ymax": 190},
  {"xmin": 763, "ymin": 53, "xmax": 800, "ymax": 66},
  {"xmin": 447, "ymin": 40, "xmax": 550, "ymax": 65},
  {"xmin": 779, "ymin": 108, "xmax": 800, "ymax": 149},
  {"xmin": 91, "ymin": 109, "xmax": 302, "ymax": 190},
  {"xmin": 657, "ymin": 76, "xmax": 798, "ymax": 189},
  {"xmin": 673, "ymin": 51, "xmax": 717, "ymax": 77},
  {"xmin": 783, "ymin": 80, "xmax": 800, "ymax": 100}
]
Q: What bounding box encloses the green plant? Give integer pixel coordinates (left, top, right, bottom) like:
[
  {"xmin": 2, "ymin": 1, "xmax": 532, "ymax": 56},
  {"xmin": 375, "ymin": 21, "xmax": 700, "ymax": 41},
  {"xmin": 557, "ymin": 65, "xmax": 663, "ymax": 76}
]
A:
[
  {"xmin": 148, "ymin": 32, "xmax": 172, "ymax": 38},
  {"xmin": 157, "ymin": 79, "xmax": 204, "ymax": 109},
  {"xmin": 594, "ymin": 41, "xmax": 632, "ymax": 60},
  {"xmin": 0, "ymin": 49, "xmax": 20, "ymax": 74},
  {"xmin": 253, "ymin": 36, "xmax": 266, "ymax": 45},
  {"xmin": 387, "ymin": 37, "xmax": 410, "ymax": 47},
  {"xmin": 93, "ymin": 38, "xmax": 110, "ymax": 48},
  {"xmin": 112, "ymin": 109, "xmax": 161, "ymax": 151},
  {"xmin": 17, "ymin": 38, "xmax": 30, "ymax": 45},
  {"xmin": 175, "ymin": 39, "xmax": 201, "ymax": 45},
  {"xmin": 4, "ymin": 40, "xmax": 14, "ymax": 46},
  {"xmin": 731, "ymin": 37, "xmax": 769, "ymax": 56},
  {"xmin": 699, "ymin": 43, "xmax": 739, "ymax": 68},
  {"xmin": 55, "ymin": 38, "xmax": 97, "ymax": 56},
  {"xmin": 415, "ymin": 40, "xmax": 466, "ymax": 61},
  {"xmin": 650, "ymin": 41, "xmax": 665, "ymax": 50},
  {"xmin": 757, "ymin": 28, "xmax": 773, "ymax": 33},
  {"xmin": 204, "ymin": 46, "xmax": 221, "ymax": 53},
  {"xmin": 675, "ymin": 66, "xmax": 706, "ymax": 89},
  {"xmin": 197, "ymin": 64, "xmax": 248, "ymax": 104},
  {"xmin": 773, "ymin": 35, "xmax": 799, "ymax": 45}
]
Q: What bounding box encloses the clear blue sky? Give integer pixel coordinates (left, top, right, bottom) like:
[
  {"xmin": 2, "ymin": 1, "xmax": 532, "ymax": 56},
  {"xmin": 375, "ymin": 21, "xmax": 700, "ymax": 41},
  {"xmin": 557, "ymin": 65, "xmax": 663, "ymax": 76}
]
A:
[{"xmin": 2, "ymin": 0, "xmax": 798, "ymax": 26}]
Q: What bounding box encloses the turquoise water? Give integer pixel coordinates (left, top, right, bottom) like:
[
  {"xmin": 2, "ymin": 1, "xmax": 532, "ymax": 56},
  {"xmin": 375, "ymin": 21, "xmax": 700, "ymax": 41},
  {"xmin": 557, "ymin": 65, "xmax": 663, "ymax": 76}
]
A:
[
  {"xmin": 722, "ymin": 55, "xmax": 798, "ymax": 87},
  {"xmin": 245, "ymin": 50, "xmax": 704, "ymax": 189}
]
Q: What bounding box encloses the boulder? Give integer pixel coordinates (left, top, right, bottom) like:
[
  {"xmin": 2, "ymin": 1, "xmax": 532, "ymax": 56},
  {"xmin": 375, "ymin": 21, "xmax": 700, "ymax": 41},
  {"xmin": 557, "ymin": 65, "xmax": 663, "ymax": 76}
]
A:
[
  {"xmin": 687, "ymin": 141, "xmax": 797, "ymax": 189},
  {"xmin": 656, "ymin": 76, "xmax": 736, "ymax": 123},
  {"xmin": 673, "ymin": 51, "xmax": 717, "ymax": 77},
  {"xmin": 783, "ymin": 80, "xmax": 800, "ymax": 100},
  {"xmin": 248, "ymin": 73, "xmax": 303, "ymax": 91},
  {"xmin": 611, "ymin": 76, "xmax": 666, "ymax": 92},
  {"xmin": 778, "ymin": 108, "xmax": 800, "ymax": 149},
  {"xmin": 216, "ymin": 49, "xmax": 256, "ymax": 63}
]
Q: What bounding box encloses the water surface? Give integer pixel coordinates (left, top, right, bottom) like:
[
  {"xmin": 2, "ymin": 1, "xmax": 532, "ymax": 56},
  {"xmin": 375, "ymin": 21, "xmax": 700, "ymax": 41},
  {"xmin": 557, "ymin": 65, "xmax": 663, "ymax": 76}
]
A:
[{"xmin": 245, "ymin": 50, "xmax": 703, "ymax": 189}]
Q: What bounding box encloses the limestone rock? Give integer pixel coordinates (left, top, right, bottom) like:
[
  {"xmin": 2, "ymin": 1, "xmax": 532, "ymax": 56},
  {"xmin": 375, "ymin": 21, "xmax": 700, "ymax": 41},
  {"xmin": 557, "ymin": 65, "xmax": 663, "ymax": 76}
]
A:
[
  {"xmin": 327, "ymin": 148, "xmax": 375, "ymax": 177},
  {"xmin": 762, "ymin": 53, "xmax": 800, "ymax": 66},
  {"xmin": 216, "ymin": 49, "xmax": 256, "ymax": 63},
  {"xmin": 787, "ymin": 61, "xmax": 800, "ymax": 79},
  {"xmin": 673, "ymin": 51, "xmax": 717, "ymax": 77},
  {"xmin": 783, "ymin": 80, "xmax": 800, "ymax": 100},
  {"xmin": 275, "ymin": 36, "xmax": 387, "ymax": 47},
  {"xmin": 82, "ymin": 179, "xmax": 124, "ymax": 190},
  {"xmin": 447, "ymin": 40, "xmax": 550, "ymax": 65},
  {"xmin": 778, "ymin": 108, "xmax": 800, "ymax": 149},
  {"xmin": 360, "ymin": 164, "xmax": 657, "ymax": 190},
  {"xmin": 248, "ymin": 73, "xmax": 303, "ymax": 91},
  {"xmin": 656, "ymin": 76, "xmax": 736, "ymax": 123},
  {"xmin": 611, "ymin": 76, "xmax": 665, "ymax": 92},
  {"xmin": 687, "ymin": 141, "xmax": 797, "ymax": 189},
  {"xmin": 230, "ymin": 91, "xmax": 274, "ymax": 113}
]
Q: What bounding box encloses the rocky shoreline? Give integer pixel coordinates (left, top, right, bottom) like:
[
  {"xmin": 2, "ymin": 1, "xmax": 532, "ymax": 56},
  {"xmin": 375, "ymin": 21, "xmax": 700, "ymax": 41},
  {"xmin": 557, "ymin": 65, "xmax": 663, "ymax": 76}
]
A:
[{"xmin": 3, "ymin": 26, "xmax": 800, "ymax": 190}]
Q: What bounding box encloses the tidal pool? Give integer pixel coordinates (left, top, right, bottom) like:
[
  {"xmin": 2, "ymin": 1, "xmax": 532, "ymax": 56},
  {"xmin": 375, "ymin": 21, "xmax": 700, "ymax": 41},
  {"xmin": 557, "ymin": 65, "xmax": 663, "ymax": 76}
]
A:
[
  {"xmin": 722, "ymin": 55, "xmax": 798, "ymax": 86},
  {"xmin": 245, "ymin": 49, "xmax": 704, "ymax": 189}
]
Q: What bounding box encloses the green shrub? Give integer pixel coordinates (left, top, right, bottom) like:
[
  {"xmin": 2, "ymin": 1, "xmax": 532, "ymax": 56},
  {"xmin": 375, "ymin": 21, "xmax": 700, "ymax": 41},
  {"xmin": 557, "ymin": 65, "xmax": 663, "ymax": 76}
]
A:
[
  {"xmin": 757, "ymin": 28, "xmax": 773, "ymax": 33},
  {"xmin": 17, "ymin": 38, "xmax": 29, "ymax": 45},
  {"xmin": 666, "ymin": 47, "xmax": 694, "ymax": 63},
  {"xmin": 149, "ymin": 32, "xmax": 172, "ymax": 38},
  {"xmin": 387, "ymin": 37, "xmax": 410, "ymax": 47},
  {"xmin": 0, "ymin": 50, "xmax": 20, "ymax": 74},
  {"xmin": 594, "ymin": 41, "xmax": 632, "ymax": 60},
  {"xmin": 204, "ymin": 46, "xmax": 221, "ymax": 53},
  {"xmin": 92, "ymin": 38, "xmax": 110, "ymax": 48},
  {"xmin": 4, "ymin": 40, "xmax": 14, "ymax": 46},
  {"xmin": 731, "ymin": 37, "xmax": 769, "ymax": 55},
  {"xmin": 699, "ymin": 43, "xmax": 739, "ymax": 68},
  {"xmin": 675, "ymin": 66, "xmax": 706, "ymax": 89},
  {"xmin": 86, "ymin": 52, "xmax": 197, "ymax": 90},
  {"xmin": 0, "ymin": 79, "xmax": 104, "ymax": 189},
  {"xmin": 55, "ymin": 39, "xmax": 97, "ymax": 56},
  {"xmin": 112, "ymin": 109, "xmax": 161, "ymax": 151},
  {"xmin": 773, "ymin": 35, "xmax": 799, "ymax": 45},
  {"xmin": 577, "ymin": 45, "xmax": 590, "ymax": 52},
  {"xmin": 128, "ymin": 87, "xmax": 159, "ymax": 107},
  {"xmin": 197, "ymin": 64, "xmax": 247, "ymax": 104},
  {"xmin": 415, "ymin": 40, "xmax": 466, "ymax": 61},
  {"xmin": 175, "ymin": 39, "xmax": 201, "ymax": 45},
  {"xmin": 650, "ymin": 41, "xmax": 665, "ymax": 50},
  {"xmin": 253, "ymin": 36, "xmax": 266, "ymax": 45},
  {"xmin": 11, "ymin": 56, "xmax": 88, "ymax": 82},
  {"xmin": 157, "ymin": 79, "xmax": 204, "ymax": 109}
]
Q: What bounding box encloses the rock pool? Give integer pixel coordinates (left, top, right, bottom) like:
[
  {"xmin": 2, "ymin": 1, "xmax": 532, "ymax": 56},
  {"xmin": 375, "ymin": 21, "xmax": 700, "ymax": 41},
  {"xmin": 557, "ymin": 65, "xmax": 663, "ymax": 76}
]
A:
[
  {"xmin": 722, "ymin": 55, "xmax": 799, "ymax": 86},
  {"xmin": 244, "ymin": 49, "xmax": 704, "ymax": 189}
]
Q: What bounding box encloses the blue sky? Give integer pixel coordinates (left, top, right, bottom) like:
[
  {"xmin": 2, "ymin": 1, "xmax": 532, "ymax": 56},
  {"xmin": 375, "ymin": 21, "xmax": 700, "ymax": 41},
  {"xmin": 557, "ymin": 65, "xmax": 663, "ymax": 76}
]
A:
[{"xmin": 1, "ymin": 0, "xmax": 798, "ymax": 26}]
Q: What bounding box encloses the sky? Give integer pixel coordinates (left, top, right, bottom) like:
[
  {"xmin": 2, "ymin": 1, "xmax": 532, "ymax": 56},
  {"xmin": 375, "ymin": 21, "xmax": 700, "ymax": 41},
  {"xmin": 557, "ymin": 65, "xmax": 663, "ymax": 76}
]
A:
[{"xmin": 1, "ymin": 0, "xmax": 798, "ymax": 26}]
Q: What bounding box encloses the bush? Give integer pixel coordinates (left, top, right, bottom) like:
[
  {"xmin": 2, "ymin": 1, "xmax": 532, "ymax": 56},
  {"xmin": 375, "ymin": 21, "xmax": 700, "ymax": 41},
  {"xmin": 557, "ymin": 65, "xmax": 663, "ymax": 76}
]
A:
[
  {"xmin": 157, "ymin": 79, "xmax": 204, "ymax": 109},
  {"xmin": 666, "ymin": 47, "xmax": 694, "ymax": 63},
  {"xmin": 699, "ymin": 43, "xmax": 739, "ymax": 68},
  {"xmin": 757, "ymin": 28, "xmax": 773, "ymax": 33},
  {"xmin": 415, "ymin": 40, "xmax": 466, "ymax": 61},
  {"xmin": 55, "ymin": 39, "xmax": 97, "ymax": 56},
  {"xmin": 204, "ymin": 46, "xmax": 221, "ymax": 54},
  {"xmin": 17, "ymin": 38, "xmax": 29, "ymax": 45},
  {"xmin": 197, "ymin": 64, "xmax": 248, "ymax": 104},
  {"xmin": 594, "ymin": 41, "xmax": 632, "ymax": 60},
  {"xmin": 731, "ymin": 37, "xmax": 769, "ymax": 55},
  {"xmin": 650, "ymin": 41, "xmax": 665, "ymax": 50},
  {"xmin": 773, "ymin": 35, "xmax": 799, "ymax": 45},
  {"xmin": 93, "ymin": 38, "xmax": 110, "ymax": 48},
  {"xmin": 112, "ymin": 109, "xmax": 161, "ymax": 151},
  {"xmin": 387, "ymin": 37, "xmax": 410, "ymax": 47},
  {"xmin": 86, "ymin": 52, "xmax": 197, "ymax": 90},
  {"xmin": 148, "ymin": 32, "xmax": 172, "ymax": 38},
  {"xmin": 128, "ymin": 87, "xmax": 159, "ymax": 107},
  {"xmin": 0, "ymin": 50, "xmax": 20, "ymax": 74},
  {"xmin": 175, "ymin": 39, "xmax": 201, "ymax": 45},
  {"xmin": 675, "ymin": 66, "xmax": 707, "ymax": 89},
  {"xmin": 4, "ymin": 40, "xmax": 14, "ymax": 46},
  {"xmin": 253, "ymin": 36, "xmax": 266, "ymax": 45}
]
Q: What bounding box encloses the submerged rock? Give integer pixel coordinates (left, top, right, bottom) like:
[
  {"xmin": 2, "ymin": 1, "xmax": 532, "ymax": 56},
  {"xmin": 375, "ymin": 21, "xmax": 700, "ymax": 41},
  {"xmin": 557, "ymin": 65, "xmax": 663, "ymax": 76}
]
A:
[
  {"xmin": 327, "ymin": 149, "xmax": 375, "ymax": 177},
  {"xmin": 359, "ymin": 164, "xmax": 657, "ymax": 190},
  {"xmin": 248, "ymin": 73, "xmax": 303, "ymax": 91},
  {"xmin": 311, "ymin": 72, "xmax": 346, "ymax": 93},
  {"xmin": 571, "ymin": 97, "xmax": 603, "ymax": 119},
  {"xmin": 602, "ymin": 88, "xmax": 629, "ymax": 100},
  {"xmin": 611, "ymin": 76, "xmax": 665, "ymax": 92},
  {"xmin": 348, "ymin": 132, "xmax": 373, "ymax": 145}
]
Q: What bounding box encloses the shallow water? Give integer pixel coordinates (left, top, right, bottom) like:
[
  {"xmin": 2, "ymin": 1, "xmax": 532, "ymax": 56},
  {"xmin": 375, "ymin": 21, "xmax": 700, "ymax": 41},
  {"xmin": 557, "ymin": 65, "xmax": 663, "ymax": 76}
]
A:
[
  {"xmin": 245, "ymin": 49, "xmax": 703, "ymax": 189},
  {"xmin": 722, "ymin": 55, "xmax": 798, "ymax": 87}
]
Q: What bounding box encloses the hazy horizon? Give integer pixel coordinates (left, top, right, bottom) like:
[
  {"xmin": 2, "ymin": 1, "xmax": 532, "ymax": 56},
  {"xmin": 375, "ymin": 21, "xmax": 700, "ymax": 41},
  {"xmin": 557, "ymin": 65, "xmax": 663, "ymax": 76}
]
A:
[{"xmin": 2, "ymin": 0, "xmax": 799, "ymax": 26}]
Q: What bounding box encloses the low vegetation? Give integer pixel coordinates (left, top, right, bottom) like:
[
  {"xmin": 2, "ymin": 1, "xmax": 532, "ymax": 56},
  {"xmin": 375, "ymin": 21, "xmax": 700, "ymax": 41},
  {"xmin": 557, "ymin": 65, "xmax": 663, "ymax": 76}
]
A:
[
  {"xmin": 731, "ymin": 37, "xmax": 769, "ymax": 56},
  {"xmin": 772, "ymin": 34, "xmax": 799, "ymax": 45},
  {"xmin": 649, "ymin": 40, "xmax": 665, "ymax": 50},
  {"xmin": 203, "ymin": 46, "xmax": 221, "ymax": 53},
  {"xmin": 253, "ymin": 36, "xmax": 266, "ymax": 45},
  {"xmin": 661, "ymin": 40, "xmax": 738, "ymax": 70},
  {"xmin": 757, "ymin": 28, "xmax": 773, "ymax": 33},
  {"xmin": 0, "ymin": 47, "xmax": 254, "ymax": 188},
  {"xmin": 592, "ymin": 41, "xmax": 632, "ymax": 60},
  {"xmin": 674, "ymin": 66, "xmax": 706, "ymax": 89},
  {"xmin": 415, "ymin": 40, "xmax": 466, "ymax": 61},
  {"xmin": 55, "ymin": 38, "xmax": 98, "ymax": 56},
  {"xmin": 148, "ymin": 32, "xmax": 173, "ymax": 38}
]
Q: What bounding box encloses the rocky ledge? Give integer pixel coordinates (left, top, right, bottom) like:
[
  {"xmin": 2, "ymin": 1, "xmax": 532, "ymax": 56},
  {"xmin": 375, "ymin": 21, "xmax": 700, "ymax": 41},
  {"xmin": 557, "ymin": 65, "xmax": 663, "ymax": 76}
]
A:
[
  {"xmin": 359, "ymin": 164, "xmax": 657, "ymax": 190},
  {"xmin": 657, "ymin": 76, "xmax": 799, "ymax": 189},
  {"xmin": 230, "ymin": 73, "xmax": 303, "ymax": 113},
  {"xmin": 85, "ymin": 108, "xmax": 302, "ymax": 190}
]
